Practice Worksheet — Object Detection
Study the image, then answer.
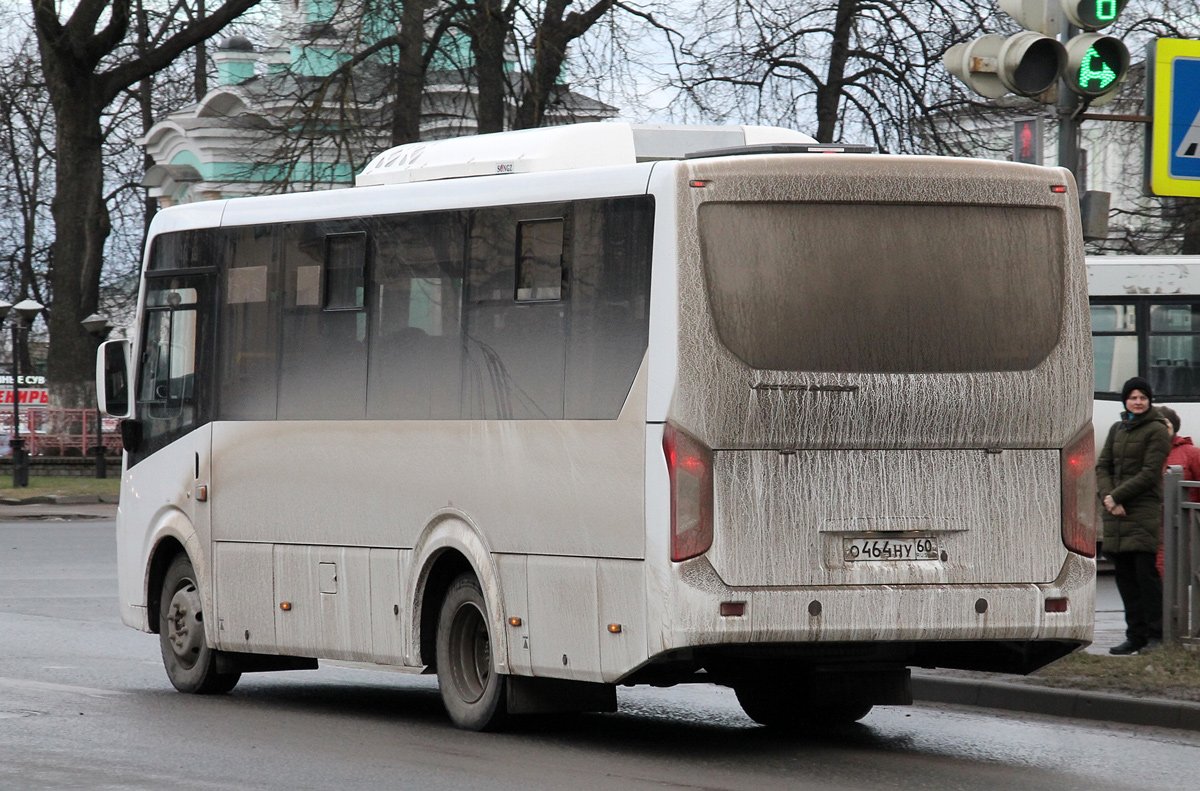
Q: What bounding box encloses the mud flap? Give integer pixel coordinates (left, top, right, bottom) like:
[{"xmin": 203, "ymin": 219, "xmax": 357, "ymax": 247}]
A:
[
  {"xmin": 812, "ymin": 667, "xmax": 912, "ymax": 707},
  {"xmin": 506, "ymin": 676, "xmax": 618, "ymax": 714},
  {"xmin": 214, "ymin": 651, "xmax": 318, "ymax": 674}
]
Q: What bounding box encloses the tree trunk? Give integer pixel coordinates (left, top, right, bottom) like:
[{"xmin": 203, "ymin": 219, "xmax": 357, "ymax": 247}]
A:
[
  {"xmin": 514, "ymin": 0, "xmax": 613, "ymax": 131},
  {"xmin": 194, "ymin": 0, "xmax": 208, "ymax": 101},
  {"xmin": 390, "ymin": 0, "xmax": 428, "ymax": 146},
  {"xmin": 45, "ymin": 78, "xmax": 109, "ymax": 407},
  {"xmin": 813, "ymin": 0, "xmax": 858, "ymax": 144},
  {"xmin": 138, "ymin": 4, "xmax": 157, "ymax": 246},
  {"xmin": 471, "ymin": 0, "xmax": 510, "ymax": 134}
]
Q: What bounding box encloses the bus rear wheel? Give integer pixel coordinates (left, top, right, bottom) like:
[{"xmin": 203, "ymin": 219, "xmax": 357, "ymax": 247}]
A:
[
  {"xmin": 159, "ymin": 554, "xmax": 241, "ymax": 694},
  {"xmin": 436, "ymin": 573, "xmax": 507, "ymax": 731},
  {"xmin": 734, "ymin": 684, "xmax": 872, "ymax": 729}
]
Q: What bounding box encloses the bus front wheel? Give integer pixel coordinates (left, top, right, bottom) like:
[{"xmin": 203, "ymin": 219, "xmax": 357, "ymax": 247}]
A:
[
  {"xmin": 158, "ymin": 554, "xmax": 241, "ymax": 694},
  {"xmin": 436, "ymin": 573, "xmax": 508, "ymax": 731}
]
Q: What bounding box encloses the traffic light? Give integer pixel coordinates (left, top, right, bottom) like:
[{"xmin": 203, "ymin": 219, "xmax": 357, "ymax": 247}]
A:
[
  {"xmin": 945, "ymin": 28, "xmax": 1065, "ymax": 100},
  {"xmin": 1061, "ymin": 1, "xmax": 1128, "ymax": 30},
  {"xmin": 944, "ymin": 0, "xmax": 1130, "ymax": 104},
  {"xmin": 1064, "ymin": 33, "xmax": 1129, "ymax": 98}
]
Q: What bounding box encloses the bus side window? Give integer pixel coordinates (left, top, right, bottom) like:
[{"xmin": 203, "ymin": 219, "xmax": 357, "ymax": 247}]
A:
[
  {"xmin": 367, "ymin": 211, "xmax": 466, "ymax": 420},
  {"xmin": 564, "ymin": 197, "xmax": 653, "ymax": 419},
  {"xmin": 465, "ymin": 206, "xmax": 569, "ymax": 420},
  {"xmin": 515, "ymin": 219, "xmax": 564, "ymax": 302},
  {"xmin": 219, "ymin": 227, "xmax": 281, "ymax": 420},
  {"xmin": 277, "ymin": 222, "xmax": 369, "ymax": 420}
]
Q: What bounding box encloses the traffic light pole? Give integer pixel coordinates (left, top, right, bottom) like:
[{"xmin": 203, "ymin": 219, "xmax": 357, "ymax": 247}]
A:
[{"xmin": 1057, "ymin": 21, "xmax": 1081, "ymax": 179}]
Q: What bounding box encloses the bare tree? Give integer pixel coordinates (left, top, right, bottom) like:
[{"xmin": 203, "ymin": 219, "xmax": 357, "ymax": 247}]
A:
[
  {"xmin": 30, "ymin": 0, "xmax": 262, "ymax": 404},
  {"xmin": 0, "ymin": 30, "xmax": 54, "ymax": 374},
  {"xmin": 658, "ymin": 0, "xmax": 995, "ymax": 152},
  {"xmin": 463, "ymin": 0, "xmax": 617, "ymax": 133}
]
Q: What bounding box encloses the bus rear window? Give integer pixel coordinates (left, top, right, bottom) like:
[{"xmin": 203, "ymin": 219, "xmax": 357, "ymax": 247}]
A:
[{"xmin": 698, "ymin": 202, "xmax": 1065, "ymax": 373}]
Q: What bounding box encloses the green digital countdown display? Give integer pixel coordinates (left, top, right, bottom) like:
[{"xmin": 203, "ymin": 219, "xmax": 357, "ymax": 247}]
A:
[{"xmin": 1066, "ymin": 0, "xmax": 1128, "ymax": 31}]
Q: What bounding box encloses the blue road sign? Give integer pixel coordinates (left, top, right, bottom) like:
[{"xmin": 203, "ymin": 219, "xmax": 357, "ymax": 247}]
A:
[
  {"xmin": 1169, "ymin": 57, "xmax": 1200, "ymax": 179},
  {"xmin": 1149, "ymin": 38, "xmax": 1200, "ymax": 197}
]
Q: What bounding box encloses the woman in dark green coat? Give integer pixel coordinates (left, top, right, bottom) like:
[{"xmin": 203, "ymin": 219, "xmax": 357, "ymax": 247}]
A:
[{"xmin": 1095, "ymin": 376, "xmax": 1171, "ymax": 655}]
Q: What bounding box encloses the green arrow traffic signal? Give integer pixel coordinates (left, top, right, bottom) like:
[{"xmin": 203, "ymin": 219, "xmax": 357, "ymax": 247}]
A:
[
  {"xmin": 1079, "ymin": 45, "xmax": 1117, "ymax": 90},
  {"xmin": 1065, "ymin": 33, "xmax": 1129, "ymax": 98}
]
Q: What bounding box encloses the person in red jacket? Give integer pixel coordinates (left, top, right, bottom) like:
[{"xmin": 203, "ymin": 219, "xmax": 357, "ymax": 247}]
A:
[{"xmin": 1156, "ymin": 406, "xmax": 1200, "ymax": 576}]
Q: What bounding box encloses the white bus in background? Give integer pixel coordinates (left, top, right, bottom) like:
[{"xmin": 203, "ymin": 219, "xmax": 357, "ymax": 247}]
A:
[
  {"xmin": 97, "ymin": 123, "xmax": 1097, "ymax": 732},
  {"xmin": 1088, "ymin": 256, "xmax": 1200, "ymax": 438}
]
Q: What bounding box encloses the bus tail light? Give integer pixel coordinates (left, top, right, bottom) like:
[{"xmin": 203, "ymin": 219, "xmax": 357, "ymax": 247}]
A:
[
  {"xmin": 1061, "ymin": 424, "xmax": 1097, "ymax": 558},
  {"xmin": 663, "ymin": 423, "xmax": 714, "ymax": 562}
]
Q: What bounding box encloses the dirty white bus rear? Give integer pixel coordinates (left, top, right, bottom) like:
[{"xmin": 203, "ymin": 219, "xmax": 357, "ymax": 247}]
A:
[{"xmin": 98, "ymin": 123, "xmax": 1096, "ymax": 731}]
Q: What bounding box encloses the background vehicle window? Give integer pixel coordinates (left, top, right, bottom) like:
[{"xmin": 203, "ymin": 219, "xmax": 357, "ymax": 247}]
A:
[
  {"xmin": 1091, "ymin": 303, "xmax": 1138, "ymax": 397},
  {"xmin": 1149, "ymin": 303, "xmax": 1200, "ymax": 398}
]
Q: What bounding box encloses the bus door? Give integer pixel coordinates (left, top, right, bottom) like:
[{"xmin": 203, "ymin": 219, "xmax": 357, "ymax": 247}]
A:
[{"xmin": 127, "ymin": 270, "xmax": 217, "ymax": 568}]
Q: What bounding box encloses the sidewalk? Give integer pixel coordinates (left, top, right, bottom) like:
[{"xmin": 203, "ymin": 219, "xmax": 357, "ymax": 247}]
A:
[
  {"xmin": 0, "ymin": 497, "xmax": 118, "ymax": 519},
  {"xmin": 2, "ymin": 503, "xmax": 1197, "ymax": 730},
  {"xmin": 914, "ymin": 573, "xmax": 1200, "ymax": 731}
]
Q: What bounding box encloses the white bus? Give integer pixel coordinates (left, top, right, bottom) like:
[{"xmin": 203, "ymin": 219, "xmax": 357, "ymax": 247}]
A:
[
  {"xmin": 1088, "ymin": 255, "xmax": 1200, "ymax": 437},
  {"xmin": 98, "ymin": 123, "xmax": 1097, "ymax": 731}
]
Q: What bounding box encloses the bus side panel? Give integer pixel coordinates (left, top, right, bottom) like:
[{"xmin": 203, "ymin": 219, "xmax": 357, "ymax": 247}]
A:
[
  {"xmin": 526, "ymin": 556, "xmax": 602, "ymax": 682},
  {"xmin": 212, "ymin": 541, "xmax": 276, "ymax": 652},
  {"xmin": 272, "ymin": 544, "xmax": 374, "ymax": 662},
  {"xmin": 597, "ymin": 558, "xmax": 648, "ymax": 682},
  {"xmin": 495, "ymin": 554, "xmax": 532, "ymax": 675},
  {"xmin": 369, "ymin": 548, "xmax": 408, "ymax": 665},
  {"xmin": 116, "ymin": 425, "xmax": 211, "ymax": 633},
  {"xmin": 209, "ymin": 419, "xmax": 646, "ymax": 559}
]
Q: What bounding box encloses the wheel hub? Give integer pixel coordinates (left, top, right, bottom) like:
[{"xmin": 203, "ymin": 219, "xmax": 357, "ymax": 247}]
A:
[
  {"xmin": 449, "ymin": 602, "xmax": 490, "ymax": 703},
  {"xmin": 165, "ymin": 583, "xmax": 205, "ymax": 668}
]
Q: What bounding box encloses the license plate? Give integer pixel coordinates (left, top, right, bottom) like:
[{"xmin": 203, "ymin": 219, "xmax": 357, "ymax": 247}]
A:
[{"xmin": 843, "ymin": 536, "xmax": 939, "ymax": 562}]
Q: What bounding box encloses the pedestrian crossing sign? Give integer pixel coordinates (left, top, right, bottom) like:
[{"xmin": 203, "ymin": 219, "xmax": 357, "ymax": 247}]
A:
[{"xmin": 1149, "ymin": 38, "xmax": 1200, "ymax": 197}]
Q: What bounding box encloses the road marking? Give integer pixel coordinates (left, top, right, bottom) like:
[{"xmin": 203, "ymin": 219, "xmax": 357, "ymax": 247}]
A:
[{"xmin": 0, "ymin": 676, "xmax": 126, "ymax": 698}]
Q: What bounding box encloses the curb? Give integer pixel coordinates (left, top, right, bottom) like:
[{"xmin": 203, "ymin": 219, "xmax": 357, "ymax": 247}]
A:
[
  {"xmin": 912, "ymin": 675, "xmax": 1200, "ymax": 731},
  {"xmin": 0, "ymin": 494, "xmax": 119, "ymax": 506}
]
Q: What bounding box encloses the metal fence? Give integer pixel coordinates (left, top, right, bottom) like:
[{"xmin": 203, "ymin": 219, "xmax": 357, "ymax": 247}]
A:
[
  {"xmin": 0, "ymin": 408, "xmax": 122, "ymax": 457},
  {"xmin": 1163, "ymin": 465, "xmax": 1200, "ymax": 647}
]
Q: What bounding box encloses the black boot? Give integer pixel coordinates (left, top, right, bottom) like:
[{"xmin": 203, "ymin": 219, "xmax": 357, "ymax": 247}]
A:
[{"xmin": 1109, "ymin": 639, "xmax": 1145, "ymax": 655}]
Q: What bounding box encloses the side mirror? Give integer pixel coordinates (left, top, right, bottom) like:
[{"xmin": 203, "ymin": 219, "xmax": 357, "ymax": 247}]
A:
[{"xmin": 97, "ymin": 339, "xmax": 132, "ymax": 419}]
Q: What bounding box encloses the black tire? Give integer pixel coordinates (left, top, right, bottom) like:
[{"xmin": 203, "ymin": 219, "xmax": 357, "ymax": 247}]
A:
[
  {"xmin": 159, "ymin": 554, "xmax": 240, "ymax": 694},
  {"xmin": 435, "ymin": 573, "xmax": 507, "ymax": 731},
  {"xmin": 735, "ymin": 684, "xmax": 872, "ymax": 730}
]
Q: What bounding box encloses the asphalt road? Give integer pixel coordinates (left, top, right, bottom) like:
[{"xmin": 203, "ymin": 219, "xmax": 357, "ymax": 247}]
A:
[{"xmin": 2, "ymin": 520, "xmax": 1199, "ymax": 791}]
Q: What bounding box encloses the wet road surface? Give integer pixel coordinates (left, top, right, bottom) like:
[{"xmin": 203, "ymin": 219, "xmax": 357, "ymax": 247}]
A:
[{"xmin": 2, "ymin": 520, "xmax": 1197, "ymax": 791}]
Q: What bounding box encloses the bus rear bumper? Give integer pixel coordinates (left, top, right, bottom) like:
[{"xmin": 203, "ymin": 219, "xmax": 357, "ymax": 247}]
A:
[{"xmin": 662, "ymin": 551, "xmax": 1095, "ymax": 674}]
